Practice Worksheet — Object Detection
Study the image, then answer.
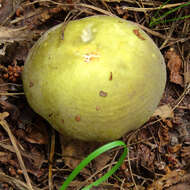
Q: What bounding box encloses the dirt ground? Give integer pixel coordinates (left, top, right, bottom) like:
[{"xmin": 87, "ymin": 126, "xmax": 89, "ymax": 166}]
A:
[{"xmin": 0, "ymin": 0, "xmax": 190, "ymax": 190}]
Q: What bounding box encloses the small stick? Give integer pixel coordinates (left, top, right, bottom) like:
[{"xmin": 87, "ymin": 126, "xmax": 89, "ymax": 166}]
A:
[{"xmin": 0, "ymin": 112, "xmax": 34, "ymax": 190}]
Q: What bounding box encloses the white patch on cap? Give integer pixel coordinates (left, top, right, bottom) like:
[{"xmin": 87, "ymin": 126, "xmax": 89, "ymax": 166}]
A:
[{"xmin": 81, "ymin": 24, "xmax": 93, "ymax": 42}]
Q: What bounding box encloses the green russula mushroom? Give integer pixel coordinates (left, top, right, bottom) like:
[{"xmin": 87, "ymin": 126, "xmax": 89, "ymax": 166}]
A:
[{"xmin": 22, "ymin": 15, "xmax": 166, "ymax": 142}]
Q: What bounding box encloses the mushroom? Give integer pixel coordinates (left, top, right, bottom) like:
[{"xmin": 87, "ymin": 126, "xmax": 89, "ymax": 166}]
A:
[{"xmin": 22, "ymin": 15, "xmax": 166, "ymax": 142}]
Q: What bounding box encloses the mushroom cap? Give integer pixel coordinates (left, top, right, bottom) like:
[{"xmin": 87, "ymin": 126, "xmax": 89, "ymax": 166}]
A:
[{"xmin": 23, "ymin": 16, "xmax": 166, "ymax": 141}]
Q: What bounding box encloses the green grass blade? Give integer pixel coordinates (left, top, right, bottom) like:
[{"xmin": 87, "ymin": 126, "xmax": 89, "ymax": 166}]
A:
[
  {"xmin": 150, "ymin": 1, "xmax": 190, "ymax": 27},
  {"xmin": 59, "ymin": 140, "xmax": 128, "ymax": 190},
  {"xmin": 152, "ymin": 14, "xmax": 190, "ymax": 26}
]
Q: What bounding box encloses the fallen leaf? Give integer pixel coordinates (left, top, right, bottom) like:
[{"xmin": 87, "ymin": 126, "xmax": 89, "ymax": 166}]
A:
[
  {"xmin": 165, "ymin": 48, "xmax": 183, "ymax": 86},
  {"xmin": 167, "ymin": 144, "xmax": 182, "ymax": 153},
  {"xmin": 0, "ymin": 26, "xmax": 31, "ymax": 42},
  {"xmin": 17, "ymin": 110, "xmax": 49, "ymax": 144},
  {"xmin": 61, "ymin": 139, "xmax": 84, "ymax": 170},
  {"xmin": 0, "ymin": 101, "xmax": 20, "ymax": 120},
  {"xmin": 0, "ymin": 112, "xmax": 9, "ymax": 120},
  {"xmin": 148, "ymin": 169, "xmax": 186, "ymax": 190},
  {"xmin": 116, "ymin": 5, "xmax": 125, "ymax": 15},
  {"xmin": 181, "ymin": 146, "xmax": 190, "ymax": 159},
  {"xmin": 24, "ymin": 120, "xmax": 49, "ymax": 145},
  {"xmin": 153, "ymin": 104, "xmax": 174, "ymax": 119},
  {"xmin": 166, "ymin": 154, "xmax": 181, "ymax": 168},
  {"xmin": 138, "ymin": 143, "xmax": 155, "ymax": 168},
  {"xmin": 0, "ymin": 152, "xmax": 11, "ymax": 164},
  {"xmin": 0, "ymin": 0, "xmax": 24, "ymax": 24},
  {"xmin": 158, "ymin": 126, "xmax": 170, "ymax": 152},
  {"xmin": 165, "ymin": 119, "xmax": 173, "ymax": 128},
  {"xmin": 184, "ymin": 70, "xmax": 190, "ymax": 85},
  {"xmin": 94, "ymin": 151, "xmax": 112, "ymax": 171},
  {"xmin": 60, "ymin": 136, "xmax": 95, "ymax": 176},
  {"xmin": 8, "ymin": 167, "xmax": 17, "ymax": 176},
  {"xmin": 0, "ymin": 79, "xmax": 8, "ymax": 93},
  {"xmin": 0, "ymin": 0, "xmax": 13, "ymax": 24},
  {"xmin": 167, "ymin": 183, "xmax": 190, "ymax": 190},
  {"xmin": 154, "ymin": 161, "xmax": 166, "ymax": 171},
  {"xmin": 133, "ymin": 185, "xmax": 145, "ymax": 190}
]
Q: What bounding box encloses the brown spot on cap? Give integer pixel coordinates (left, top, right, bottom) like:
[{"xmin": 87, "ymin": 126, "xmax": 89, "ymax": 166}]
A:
[
  {"xmin": 61, "ymin": 119, "xmax": 64, "ymax": 124},
  {"xmin": 29, "ymin": 82, "xmax": 34, "ymax": 88},
  {"xmin": 75, "ymin": 115, "xmax": 81, "ymax": 122},
  {"xmin": 109, "ymin": 72, "xmax": 112, "ymax": 81},
  {"xmin": 99, "ymin": 90, "xmax": 108, "ymax": 97},
  {"xmin": 96, "ymin": 106, "xmax": 101, "ymax": 111},
  {"xmin": 133, "ymin": 29, "xmax": 145, "ymax": 40}
]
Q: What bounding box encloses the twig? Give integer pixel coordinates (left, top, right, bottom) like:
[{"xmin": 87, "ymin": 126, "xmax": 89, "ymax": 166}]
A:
[
  {"xmin": 48, "ymin": 129, "xmax": 55, "ymax": 190},
  {"xmin": 0, "ymin": 92, "xmax": 24, "ymax": 96},
  {"xmin": 159, "ymin": 12, "xmax": 179, "ymax": 49},
  {"xmin": 0, "ymin": 83, "xmax": 22, "ymax": 86},
  {"xmin": 136, "ymin": 23, "xmax": 175, "ymax": 40},
  {"xmin": 76, "ymin": 3, "xmax": 114, "ymax": 16},
  {"xmin": 0, "ymin": 26, "xmax": 29, "ymax": 42},
  {"xmin": 104, "ymin": 0, "xmax": 161, "ymax": 5},
  {"xmin": 0, "ymin": 141, "xmax": 41, "ymax": 160},
  {"xmin": 76, "ymin": 161, "xmax": 118, "ymax": 189},
  {"xmin": 127, "ymin": 132, "xmax": 138, "ymax": 190},
  {"xmin": 24, "ymin": 0, "xmax": 114, "ymax": 16},
  {"xmin": 121, "ymin": 2, "xmax": 187, "ymax": 12},
  {"xmin": 0, "ymin": 172, "xmax": 39, "ymax": 190},
  {"xmin": 0, "ymin": 112, "xmax": 34, "ymax": 190},
  {"xmin": 163, "ymin": 36, "xmax": 190, "ymax": 49},
  {"xmin": 172, "ymin": 83, "xmax": 190, "ymax": 111}
]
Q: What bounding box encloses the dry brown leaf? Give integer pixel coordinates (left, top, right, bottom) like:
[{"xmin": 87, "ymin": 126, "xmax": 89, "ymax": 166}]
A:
[
  {"xmin": 184, "ymin": 71, "xmax": 190, "ymax": 85},
  {"xmin": 0, "ymin": 0, "xmax": 24, "ymax": 24},
  {"xmin": 165, "ymin": 119, "xmax": 173, "ymax": 128},
  {"xmin": 27, "ymin": 146, "xmax": 45, "ymax": 170},
  {"xmin": 168, "ymin": 144, "xmax": 182, "ymax": 153},
  {"xmin": 61, "ymin": 140, "xmax": 84, "ymax": 170},
  {"xmin": 116, "ymin": 5, "xmax": 125, "ymax": 15},
  {"xmin": 94, "ymin": 151, "xmax": 112, "ymax": 171},
  {"xmin": 165, "ymin": 48, "xmax": 183, "ymax": 86},
  {"xmin": 158, "ymin": 126, "xmax": 170, "ymax": 152},
  {"xmin": 0, "ymin": 114, "xmax": 34, "ymax": 190},
  {"xmin": 167, "ymin": 183, "xmax": 190, "ymax": 190},
  {"xmin": 24, "ymin": 121, "xmax": 49, "ymax": 145},
  {"xmin": 0, "ymin": 171, "xmax": 41, "ymax": 190},
  {"xmin": 148, "ymin": 169, "xmax": 186, "ymax": 190},
  {"xmin": 0, "ymin": 101, "xmax": 20, "ymax": 120},
  {"xmin": 60, "ymin": 137, "xmax": 94, "ymax": 175},
  {"xmin": 133, "ymin": 185, "xmax": 145, "ymax": 190},
  {"xmin": 153, "ymin": 104, "xmax": 174, "ymax": 119},
  {"xmin": 0, "ymin": 0, "xmax": 13, "ymax": 24},
  {"xmin": 0, "ymin": 152, "xmax": 11, "ymax": 164},
  {"xmin": 166, "ymin": 154, "xmax": 181, "ymax": 169},
  {"xmin": 26, "ymin": 165, "xmax": 45, "ymax": 178},
  {"xmin": 181, "ymin": 146, "xmax": 190, "ymax": 158},
  {"xmin": 138, "ymin": 143, "xmax": 155, "ymax": 168},
  {"xmin": 0, "ymin": 112, "xmax": 9, "ymax": 120},
  {"xmin": 16, "ymin": 108, "xmax": 48, "ymax": 144},
  {"xmin": 0, "ymin": 26, "xmax": 31, "ymax": 42},
  {"xmin": 0, "ymin": 79, "xmax": 9, "ymax": 93},
  {"xmin": 154, "ymin": 161, "xmax": 166, "ymax": 171}
]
